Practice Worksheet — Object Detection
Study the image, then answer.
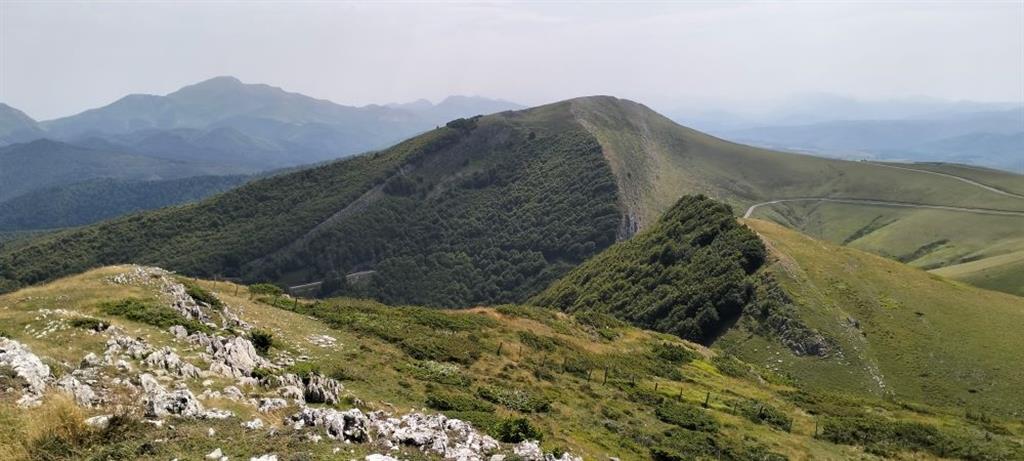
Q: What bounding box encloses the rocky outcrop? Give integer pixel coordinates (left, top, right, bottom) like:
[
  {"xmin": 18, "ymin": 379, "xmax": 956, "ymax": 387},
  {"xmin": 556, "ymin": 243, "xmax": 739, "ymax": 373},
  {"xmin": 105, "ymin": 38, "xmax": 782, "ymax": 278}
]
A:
[
  {"xmin": 56, "ymin": 375, "xmax": 100, "ymax": 407},
  {"xmin": 257, "ymin": 397, "xmax": 288, "ymax": 413},
  {"xmin": 368, "ymin": 411, "xmax": 500, "ymax": 460},
  {"xmin": 140, "ymin": 373, "xmax": 206, "ymax": 418},
  {"xmin": 290, "ymin": 407, "xmax": 369, "ymax": 442},
  {"xmin": 0, "ymin": 338, "xmax": 51, "ymax": 407},
  {"xmin": 105, "ymin": 334, "xmax": 152, "ymax": 361},
  {"xmin": 192, "ymin": 333, "xmax": 271, "ymax": 379},
  {"xmin": 144, "ymin": 347, "xmax": 203, "ymax": 379},
  {"xmin": 303, "ymin": 373, "xmax": 343, "ymax": 404}
]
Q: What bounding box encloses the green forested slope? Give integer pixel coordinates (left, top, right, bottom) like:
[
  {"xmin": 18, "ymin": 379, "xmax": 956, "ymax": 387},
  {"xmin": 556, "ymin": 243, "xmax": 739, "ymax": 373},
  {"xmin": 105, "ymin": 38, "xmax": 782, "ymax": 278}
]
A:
[{"xmin": 0, "ymin": 175, "xmax": 251, "ymax": 231}]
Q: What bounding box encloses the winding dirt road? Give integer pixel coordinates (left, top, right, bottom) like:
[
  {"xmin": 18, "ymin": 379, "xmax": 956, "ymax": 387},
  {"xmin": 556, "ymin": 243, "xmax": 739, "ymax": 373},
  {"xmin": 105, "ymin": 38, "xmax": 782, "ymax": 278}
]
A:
[
  {"xmin": 743, "ymin": 198, "xmax": 1024, "ymax": 219},
  {"xmin": 744, "ymin": 162, "xmax": 1024, "ymax": 219}
]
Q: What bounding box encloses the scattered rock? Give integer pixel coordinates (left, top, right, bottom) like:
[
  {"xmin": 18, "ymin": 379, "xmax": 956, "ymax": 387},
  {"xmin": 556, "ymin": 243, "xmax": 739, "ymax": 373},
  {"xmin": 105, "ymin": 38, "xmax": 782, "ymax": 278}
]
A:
[
  {"xmin": 80, "ymin": 352, "xmax": 101, "ymax": 368},
  {"xmin": 208, "ymin": 336, "xmax": 271, "ymax": 379},
  {"xmin": 242, "ymin": 418, "xmax": 265, "ymax": 430},
  {"xmin": 140, "ymin": 373, "xmax": 205, "ymax": 418},
  {"xmin": 250, "ymin": 455, "xmax": 277, "ymax": 461},
  {"xmin": 56, "ymin": 375, "xmax": 100, "ymax": 406},
  {"xmin": 258, "ymin": 397, "xmax": 288, "ymax": 413},
  {"xmin": 513, "ymin": 441, "xmax": 544, "ymax": 461},
  {"xmin": 290, "ymin": 407, "xmax": 369, "ymax": 442},
  {"xmin": 144, "ymin": 347, "xmax": 202, "ymax": 379},
  {"xmin": 367, "ymin": 411, "xmax": 499, "ymax": 460},
  {"xmin": 84, "ymin": 414, "xmax": 112, "ymax": 429},
  {"xmin": 169, "ymin": 325, "xmax": 189, "ymax": 339},
  {"xmin": 105, "ymin": 335, "xmax": 152, "ymax": 361},
  {"xmin": 223, "ymin": 386, "xmax": 245, "ymax": 401},
  {"xmin": 304, "ymin": 373, "xmax": 344, "ymax": 404},
  {"xmin": 206, "ymin": 448, "xmax": 224, "ymax": 460},
  {"xmin": 0, "ymin": 338, "xmax": 51, "ymax": 407},
  {"xmin": 365, "ymin": 455, "xmax": 398, "ymax": 461}
]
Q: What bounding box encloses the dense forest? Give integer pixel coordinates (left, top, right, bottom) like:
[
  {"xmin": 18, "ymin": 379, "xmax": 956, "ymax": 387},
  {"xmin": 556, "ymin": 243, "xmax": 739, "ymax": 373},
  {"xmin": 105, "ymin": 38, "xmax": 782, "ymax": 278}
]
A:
[
  {"xmin": 532, "ymin": 195, "xmax": 825, "ymax": 350},
  {"xmin": 0, "ymin": 110, "xmax": 623, "ymax": 307},
  {"xmin": 247, "ymin": 120, "xmax": 621, "ymax": 306},
  {"xmin": 0, "ymin": 175, "xmax": 251, "ymax": 231}
]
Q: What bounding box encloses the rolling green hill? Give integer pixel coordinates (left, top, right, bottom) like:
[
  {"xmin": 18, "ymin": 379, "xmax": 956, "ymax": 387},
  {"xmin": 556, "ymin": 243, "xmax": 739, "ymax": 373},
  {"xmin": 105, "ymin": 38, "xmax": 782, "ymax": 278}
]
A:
[
  {"xmin": 722, "ymin": 219, "xmax": 1024, "ymax": 416},
  {"xmin": 533, "ymin": 194, "xmax": 1024, "ymax": 417},
  {"xmin": 1, "ymin": 96, "xmax": 1022, "ymax": 301}
]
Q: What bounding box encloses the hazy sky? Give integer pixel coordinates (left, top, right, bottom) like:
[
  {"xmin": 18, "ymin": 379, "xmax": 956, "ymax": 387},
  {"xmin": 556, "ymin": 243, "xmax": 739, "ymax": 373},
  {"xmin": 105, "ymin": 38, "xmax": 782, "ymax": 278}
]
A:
[{"xmin": 2, "ymin": 1, "xmax": 1022, "ymax": 120}]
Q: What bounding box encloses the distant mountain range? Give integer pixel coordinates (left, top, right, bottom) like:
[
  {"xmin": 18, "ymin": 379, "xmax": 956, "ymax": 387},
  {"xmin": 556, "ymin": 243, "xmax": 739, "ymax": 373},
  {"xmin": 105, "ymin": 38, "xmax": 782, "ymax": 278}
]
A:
[
  {"xmin": 0, "ymin": 77, "xmax": 523, "ymax": 230},
  {"xmin": 670, "ymin": 95, "xmax": 1024, "ymax": 171}
]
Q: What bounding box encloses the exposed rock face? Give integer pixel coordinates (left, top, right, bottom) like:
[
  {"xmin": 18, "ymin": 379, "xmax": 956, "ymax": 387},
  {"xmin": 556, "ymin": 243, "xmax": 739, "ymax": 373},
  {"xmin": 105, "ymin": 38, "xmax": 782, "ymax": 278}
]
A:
[
  {"xmin": 290, "ymin": 407, "xmax": 369, "ymax": 442},
  {"xmin": 365, "ymin": 455, "xmax": 398, "ymax": 461},
  {"xmin": 56, "ymin": 375, "xmax": 100, "ymax": 407},
  {"xmin": 303, "ymin": 373, "xmax": 344, "ymax": 404},
  {"xmin": 257, "ymin": 397, "xmax": 288, "ymax": 413},
  {"xmin": 84, "ymin": 414, "xmax": 112, "ymax": 429},
  {"xmin": 105, "ymin": 334, "xmax": 152, "ymax": 361},
  {"xmin": 193, "ymin": 333, "xmax": 272, "ymax": 379},
  {"xmin": 0, "ymin": 338, "xmax": 51, "ymax": 407},
  {"xmin": 513, "ymin": 441, "xmax": 544, "ymax": 461},
  {"xmin": 80, "ymin": 352, "xmax": 101, "ymax": 368},
  {"xmin": 140, "ymin": 373, "xmax": 206, "ymax": 418},
  {"xmin": 169, "ymin": 325, "xmax": 189, "ymax": 338},
  {"xmin": 367, "ymin": 411, "xmax": 500, "ymax": 460},
  {"xmin": 144, "ymin": 347, "xmax": 203, "ymax": 379}
]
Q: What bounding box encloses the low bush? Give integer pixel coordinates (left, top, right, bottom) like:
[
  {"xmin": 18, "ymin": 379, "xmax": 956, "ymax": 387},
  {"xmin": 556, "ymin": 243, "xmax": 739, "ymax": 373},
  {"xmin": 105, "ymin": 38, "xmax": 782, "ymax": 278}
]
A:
[
  {"xmin": 406, "ymin": 360, "xmax": 471, "ymax": 386},
  {"xmin": 711, "ymin": 354, "xmax": 751, "ymax": 379},
  {"xmin": 738, "ymin": 401, "xmax": 792, "ymax": 432},
  {"xmin": 249, "ymin": 329, "xmax": 274, "ymax": 356},
  {"xmin": 99, "ymin": 298, "xmax": 209, "ymax": 334},
  {"xmin": 69, "ymin": 317, "xmax": 109, "ymax": 332},
  {"xmin": 249, "ymin": 283, "xmax": 284, "ymax": 296},
  {"xmin": 493, "ymin": 417, "xmax": 543, "ymax": 443},
  {"xmin": 477, "ymin": 385, "xmax": 551, "ymax": 413},
  {"xmin": 656, "ymin": 401, "xmax": 718, "ymax": 432},
  {"xmin": 181, "ymin": 280, "xmax": 222, "ymax": 309},
  {"xmin": 518, "ymin": 331, "xmax": 562, "ymax": 351},
  {"xmin": 652, "ymin": 343, "xmax": 696, "ymax": 364}
]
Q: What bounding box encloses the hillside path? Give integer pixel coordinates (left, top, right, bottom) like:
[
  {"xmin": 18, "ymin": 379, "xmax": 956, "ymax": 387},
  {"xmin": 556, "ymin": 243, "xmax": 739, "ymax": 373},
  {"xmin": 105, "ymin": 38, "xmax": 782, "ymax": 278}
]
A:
[
  {"xmin": 742, "ymin": 198, "xmax": 1024, "ymax": 219},
  {"xmin": 864, "ymin": 162, "xmax": 1024, "ymax": 200}
]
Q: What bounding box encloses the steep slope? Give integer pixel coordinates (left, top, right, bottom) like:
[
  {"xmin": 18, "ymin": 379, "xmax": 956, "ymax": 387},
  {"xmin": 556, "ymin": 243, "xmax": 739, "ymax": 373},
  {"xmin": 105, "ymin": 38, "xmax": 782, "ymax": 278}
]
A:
[
  {"xmin": 533, "ymin": 194, "xmax": 1024, "ymax": 416},
  {"xmin": 719, "ymin": 219, "xmax": 1024, "ymax": 415},
  {"xmin": 0, "ymin": 103, "xmax": 44, "ymax": 145},
  {"xmin": 0, "ymin": 110, "xmax": 621, "ymax": 307},
  {"xmin": 1, "ymin": 266, "xmax": 1021, "ymax": 461},
  {"xmin": 1, "ymin": 96, "xmax": 1021, "ymax": 300},
  {"xmin": 569, "ymin": 97, "xmax": 1024, "ymax": 291},
  {"xmin": 0, "ymin": 175, "xmax": 252, "ymax": 231},
  {"xmin": 0, "ymin": 139, "xmax": 241, "ymax": 202},
  {"xmin": 530, "ymin": 195, "xmax": 824, "ymax": 352}
]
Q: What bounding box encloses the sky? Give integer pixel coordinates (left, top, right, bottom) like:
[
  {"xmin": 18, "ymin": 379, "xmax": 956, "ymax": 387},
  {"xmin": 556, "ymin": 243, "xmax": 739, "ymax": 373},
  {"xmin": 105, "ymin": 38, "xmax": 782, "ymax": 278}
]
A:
[{"xmin": 1, "ymin": 1, "xmax": 1022, "ymax": 121}]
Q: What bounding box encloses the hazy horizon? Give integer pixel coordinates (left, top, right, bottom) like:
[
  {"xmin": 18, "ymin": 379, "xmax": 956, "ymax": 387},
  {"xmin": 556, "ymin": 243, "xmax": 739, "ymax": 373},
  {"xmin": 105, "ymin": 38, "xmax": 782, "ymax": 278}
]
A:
[{"xmin": 2, "ymin": 2, "xmax": 1023, "ymax": 120}]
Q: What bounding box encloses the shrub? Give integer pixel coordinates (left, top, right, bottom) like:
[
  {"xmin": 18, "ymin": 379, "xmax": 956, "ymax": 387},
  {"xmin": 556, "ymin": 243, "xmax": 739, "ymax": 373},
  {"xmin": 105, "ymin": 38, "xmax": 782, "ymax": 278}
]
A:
[
  {"xmin": 518, "ymin": 331, "xmax": 562, "ymax": 351},
  {"xmin": 251, "ymin": 367, "xmax": 275, "ymax": 382},
  {"xmin": 711, "ymin": 354, "xmax": 751, "ymax": 379},
  {"xmin": 69, "ymin": 317, "xmax": 109, "ymax": 332},
  {"xmin": 652, "ymin": 343, "xmax": 696, "ymax": 364},
  {"xmin": 406, "ymin": 360, "xmax": 471, "ymax": 386},
  {"xmin": 656, "ymin": 401, "xmax": 718, "ymax": 432},
  {"xmin": 182, "ymin": 280, "xmax": 222, "ymax": 309},
  {"xmin": 493, "ymin": 417, "xmax": 543, "ymax": 443},
  {"xmin": 477, "ymin": 385, "xmax": 551, "ymax": 413},
  {"xmin": 288, "ymin": 362, "xmax": 322, "ymax": 379},
  {"xmin": 738, "ymin": 401, "xmax": 792, "ymax": 432},
  {"xmin": 249, "ymin": 329, "xmax": 274, "ymax": 356},
  {"xmin": 99, "ymin": 298, "xmax": 209, "ymax": 334},
  {"xmin": 249, "ymin": 283, "xmax": 284, "ymax": 296}
]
